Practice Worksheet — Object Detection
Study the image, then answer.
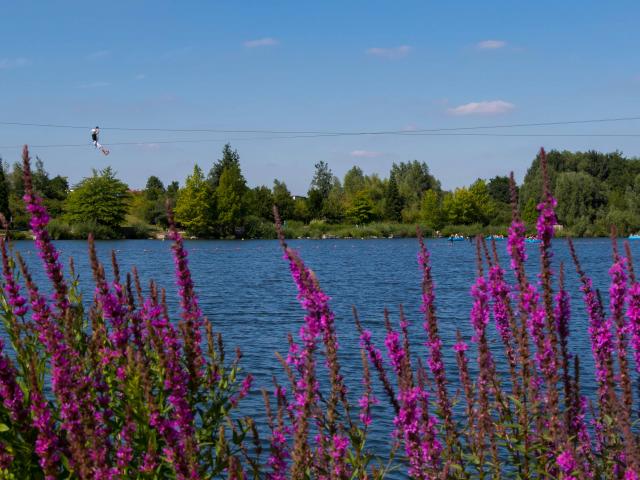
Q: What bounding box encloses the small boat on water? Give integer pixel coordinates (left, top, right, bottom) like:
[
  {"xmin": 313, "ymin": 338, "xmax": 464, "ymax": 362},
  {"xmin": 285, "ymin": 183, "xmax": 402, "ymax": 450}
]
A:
[
  {"xmin": 448, "ymin": 236, "xmax": 466, "ymax": 242},
  {"xmin": 485, "ymin": 235, "xmax": 505, "ymax": 241},
  {"xmin": 525, "ymin": 238, "xmax": 542, "ymax": 244},
  {"xmin": 629, "ymin": 234, "xmax": 640, "ymax": 240}
]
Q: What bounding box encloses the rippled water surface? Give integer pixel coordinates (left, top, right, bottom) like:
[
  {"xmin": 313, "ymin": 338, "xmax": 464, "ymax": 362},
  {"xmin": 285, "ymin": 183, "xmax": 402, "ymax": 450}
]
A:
[{"xmin": 7, "ymin": 237, "xmax": 636, "ymax": 473}]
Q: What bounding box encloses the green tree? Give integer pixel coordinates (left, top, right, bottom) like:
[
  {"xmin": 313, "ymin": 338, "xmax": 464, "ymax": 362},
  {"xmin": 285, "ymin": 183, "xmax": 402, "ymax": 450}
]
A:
[
  {"xmin": 384, "ymin": 174, "xmax": 403, "ymax": 222},
  {"xmin": 442, "ymin": 187, "xmax": 480, "ymax": 225},
  {"xmin": 216, "ymin": 164, "xmax": 247, "ymax": 236},
  {"xmin": 208, "ymin": 143, "xmax": 241, "ymax": 189},
  {"xmin": 272, "ymin": 180, "xmax": 295, "ymax": 220},
  {"xmin": 469, "ymin": 179, "xmax": 494, "ymax": 224},
  {"xmin": 310, "ymin": 161, "xmax": 333, "ymax": 198},
  {"xmin": 554, "ymin": 171, "xmax": 607, "ymax": 225},
  {"xmin": 166, "ymin": 181, "xmax": 180, "ymax": 201},
  {"xmin": 322, "ymin": 178, "xmax": 345, "ymax": 223},
  {"xmin": 487, "ymin": 176, "xmax": 512, "ymax": 204},
  {"xmin": 420, "ymin": 189, "xmax": 442, "ymax": 229},
  {"xmin": 175, "ymin": 165, "xmax": 214, "ymax": 236},
  {"xmin": 343, "ymin": 166, "xmax": 366, "ymax": 199},
  {"xmin": 346, "ymin": 192, "xmax": 374, "ymax": 224},
  {"xmin": 245, "ymin": 186, "xmax": 273, "ymax": 220},
  {"xmin": 65, "ymin": 167, "xmax": 130, "ymax": 229},
  {"xmin": 390, "ymin": 160, "xmax": 440, "ymax": 208},
  {"xmin": 307, "ymin": 189, "xmax": 324, "ymax": 219},
  {"xmin": 145, "ymin": 176, "xmax": 165, "ymax": 201}
]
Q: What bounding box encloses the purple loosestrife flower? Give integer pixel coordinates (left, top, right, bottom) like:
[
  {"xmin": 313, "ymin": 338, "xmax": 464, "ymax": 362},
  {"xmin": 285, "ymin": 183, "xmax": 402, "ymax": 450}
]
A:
[
  {"xmin": 556, "ymin": 450, "xmax": 577, "ymax": 479},
  {"xmin": 358, "ymin": 328, "xmax": 399, "ymax": 413},
  {"xmin": 1, "ymin": 239, "xmax": 28, "ymax": 317},
  {"xmin": 394, "ymin": 386, "xmax": 441, "ymax": 478},
  {"xmin": 384, "ymin": 329, "xmax": 405, "ymax": 376},
  {"xmin": 142, "ymin": 298, "xmax": 198, "ymax": 478},
  {"xmin": 536, "ymin": 193, "xmax": 558, "ymax": 248},
  {"xmin": 230, "ymin": 373, "xmax": 253, "ymax": 407},
  {"xmin": 583, "ymin": 278, "xmax": 613, "ymax": 396},
  {"xmin": 0, "ymin": 339, "xmax": 26, "ymax": 423},
  {"xmin": 116, "ymin": 417, "xmax": 136, "ymax": 471},
  {"xmin": 507, "ymin": 219, "xmax": 527, "ymax": 272},
  {"xmin": 470, "ymin": 276, "xmax": 491, "ymax": 342},
  {"xmin": 267, "ymin": 428, "xmax": 289, "ymax": 480},
  {"xmin": 417, "ymin": 233, "xmax": 457, "ymax": 448},
  {"xmin": 488, "ymin": 264, "xmax": 512, "ymax": 345},
  {"xmin": 330, "ymin": 434, "xmax": 350, "ymax": 478},
  {"xmin": 89, "ymin": 238, "xmax": 130, "ymax": 355},
  {"xmin": 627, "ymin": 282, "xmax": 640, "ymax": 373},
  {"xmin": 608, "ymin": 251, "xmax": 635, "ymax": 413},
  {"xmin": 358, "ymin": 394, "xmax": 377, "ymax": 427},
  {"xmin": 21, "ymin": 146, "xmax": 69, "ymax": 315},
  {"xmin": 29, "ymin": 384, "xmax": 60, "ymax": 479},
  {"xmin": 168, "ymin": 222, "xmax": 205, "ymax": 385},
  {"xmin": 626, "ymin": 468, "xmax": 639, "ymax": 480},
  {"xmin": 523, "ymin": 283, "xmax": 556, "ymax": 377}
]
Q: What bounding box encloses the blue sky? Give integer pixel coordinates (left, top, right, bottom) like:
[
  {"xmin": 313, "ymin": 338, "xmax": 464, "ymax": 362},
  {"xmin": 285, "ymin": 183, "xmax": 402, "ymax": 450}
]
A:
[{"xmin": 1, "ymin": 1, "xmax": 640, "ymax": 194}]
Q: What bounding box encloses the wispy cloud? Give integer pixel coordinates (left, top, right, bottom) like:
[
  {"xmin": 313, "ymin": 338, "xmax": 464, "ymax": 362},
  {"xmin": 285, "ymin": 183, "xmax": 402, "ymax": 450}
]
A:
[
  {"xmin": 448, "ymin": 100, "xmax": 514, "ymax": 116},
  {"xmin": 78, "ymin": 81, "xmax": 111, "ymax": 89},
  {"xmin": 0, "ymin": 57, "xmax": 30, "ymax": 70},
  {"xmin": 366, "ymin": 45, "xmax": 411, "ymax": 59},
  {"xmin": 351, "ymin": 150, "xmax": 383, "ymax": 158},
  {"xmin": 243, "ymin": 37, "xmax": 279, "ymax": 48},
  {"xmin": 87, "ymin": 50, "xmax": 110, "ymax": 60},
  {"xmin": 476, "ymin": 40, "xmax": 507, "ymax": 50}
]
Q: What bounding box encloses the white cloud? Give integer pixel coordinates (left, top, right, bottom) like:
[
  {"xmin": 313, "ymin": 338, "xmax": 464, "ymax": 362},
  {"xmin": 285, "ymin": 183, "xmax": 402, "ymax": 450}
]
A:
[
  {"xmin": 476, "ymin": 40, "xmax": 507, "ymax": 50},
  {"xmin": 0, "ymin": 57, "xmax": 30, "ymax": 69},
  {"xmin": 447, "ymin": 100, "xmax": 514, "ymax": 116},
  {"xmin": 78, "ymin": 81, "xmax": 111, "ymax": 89},
  {"xmin": 366, "ymin": 45, "xmax": 411, "ymax": 59},
  {"xmin": 87, "ymin": 50, "xmax": 110, "ymax": 60},
  {"xmin": 351, "ymin": 150, "xmax": 383, "ymax": 158},
  {"xmin": 243, "ymin": 37, "xmax": 279, "ymax": 48}
]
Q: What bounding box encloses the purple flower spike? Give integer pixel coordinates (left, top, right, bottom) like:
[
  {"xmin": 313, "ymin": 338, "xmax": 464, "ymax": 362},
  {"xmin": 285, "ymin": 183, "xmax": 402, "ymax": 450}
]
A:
[{"xmin": 22, "ymin": 146, "xmax": 69, "ymax": 315}]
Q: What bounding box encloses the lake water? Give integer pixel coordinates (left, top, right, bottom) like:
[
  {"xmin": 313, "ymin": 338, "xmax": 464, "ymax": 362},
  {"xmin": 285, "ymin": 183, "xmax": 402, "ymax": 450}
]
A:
[{"xmin": 5, "ymin": 237, "xmax": 635, "ymax": 473}]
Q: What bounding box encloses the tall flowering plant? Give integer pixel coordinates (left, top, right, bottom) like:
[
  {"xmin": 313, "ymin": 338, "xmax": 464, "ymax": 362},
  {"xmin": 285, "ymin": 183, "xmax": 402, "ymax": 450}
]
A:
[{"xmin": 0, "ymin": 146, "xmax": 256, "ymax": 479}]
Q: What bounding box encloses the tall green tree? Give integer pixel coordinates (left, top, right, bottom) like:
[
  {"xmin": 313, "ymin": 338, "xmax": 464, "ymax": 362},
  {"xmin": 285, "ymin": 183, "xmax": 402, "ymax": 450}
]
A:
[
  {"xmin": 65, "ymin": 167, "xmax": 129, "ymax": 229},
  {"xmin": 384, "ymin": 174, "xmax": 403, "ymax": 222},
  {"xmin": 390, "ymin": 160, "xmax": 440, "ymax": 208},
  {"xmin": 343, "ymin": 166, "xmax": 366, "ymax": 199},
  {"xmin": 272, "ymin": 180, "xmax": 295, "ymax": 220},
  {"xmin": 346, "ymin": 192, "xmax": 374, "ymax": 224},
  {"xmin": 175, "ymin": 165, "xmax": 214, "ymax": 236},
  {"xmin": 145, "ymin": 176, "xmax": 165, "ymax": 201},
  {"xmin": 208, "ymin": 143, "xmax": 241, "ymax": 189},
  {"xmin": 420, "ymin": 189, "xmax": 442, "ymax": 229},
  {"xmin": 310, "ymin": 161, "xmax": 333, "ymax": 198},
  {"xmin": 216, "ymin": 164, "xmax": 247, "ymax": 236}
]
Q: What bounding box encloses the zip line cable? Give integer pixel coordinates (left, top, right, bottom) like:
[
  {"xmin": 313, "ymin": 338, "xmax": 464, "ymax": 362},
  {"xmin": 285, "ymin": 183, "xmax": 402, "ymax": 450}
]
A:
[
  {"xmin": 2, "ymin": 132, "xmax": 640, "ymax": 149},
  {"xmin": 2, "ymin": 114, "xmax": 640, "ymax": 136},
  {"xmin": 1, "ymin": 115, "xmax": 640, "ymax": 149}
]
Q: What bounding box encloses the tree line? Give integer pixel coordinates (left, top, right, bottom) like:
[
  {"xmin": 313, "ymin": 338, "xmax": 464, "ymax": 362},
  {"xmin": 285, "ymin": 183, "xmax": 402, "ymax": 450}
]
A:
[{"xmin": 0, "ymin": 145, "xmax": 639, "ymax": 238}]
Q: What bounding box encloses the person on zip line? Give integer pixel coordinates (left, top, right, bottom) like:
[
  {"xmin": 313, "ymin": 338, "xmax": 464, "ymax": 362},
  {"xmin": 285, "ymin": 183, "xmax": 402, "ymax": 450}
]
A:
[{"xmin": 91, "ymin": 126, "xmax": 110, "ymax": 156}]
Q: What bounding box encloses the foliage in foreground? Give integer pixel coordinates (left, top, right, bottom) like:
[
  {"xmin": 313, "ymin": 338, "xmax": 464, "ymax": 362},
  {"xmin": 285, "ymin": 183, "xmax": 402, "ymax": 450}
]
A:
[{"xmin": 1, "ymin": 146, "xmax": 640, "ymax": 478}]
